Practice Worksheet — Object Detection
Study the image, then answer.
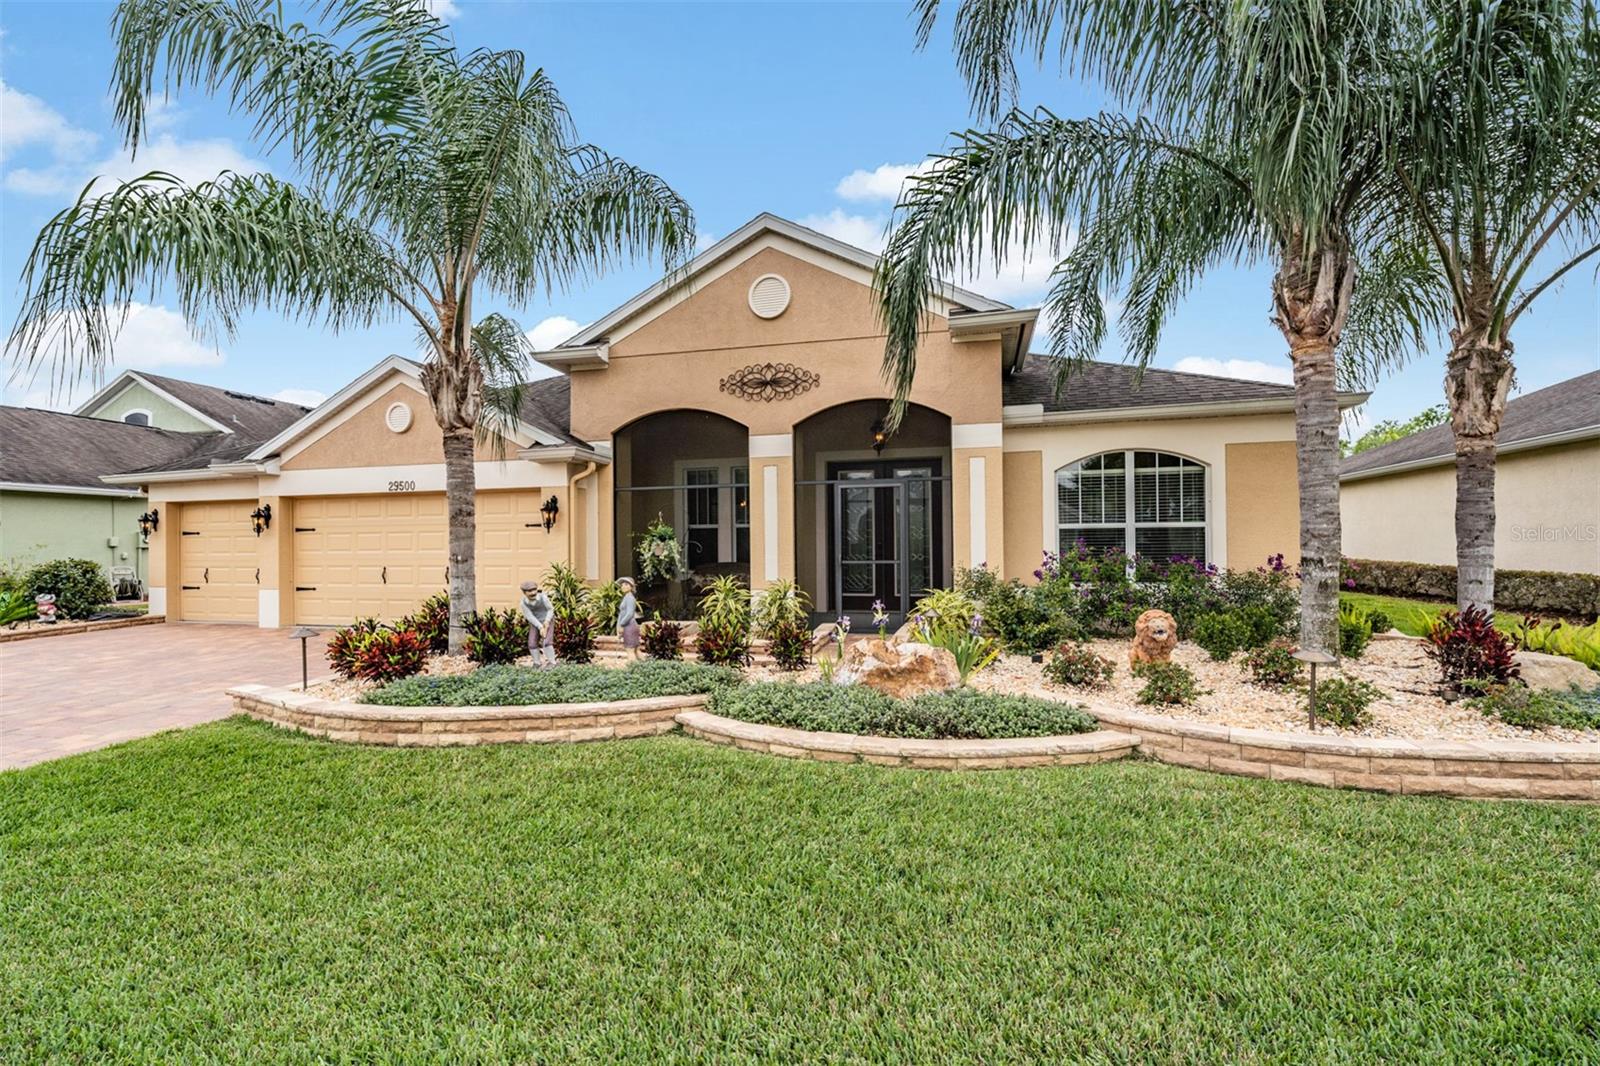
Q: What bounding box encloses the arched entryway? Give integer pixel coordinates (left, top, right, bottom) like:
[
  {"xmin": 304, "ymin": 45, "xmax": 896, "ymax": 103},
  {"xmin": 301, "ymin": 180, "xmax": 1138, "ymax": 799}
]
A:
[
  {"xmin": 793, "ymin": 401, "xmax": 952, "ymax": 625},
  {"xmin": 612, "ymin": 410, "xmax": 750, "ymax": 616}
]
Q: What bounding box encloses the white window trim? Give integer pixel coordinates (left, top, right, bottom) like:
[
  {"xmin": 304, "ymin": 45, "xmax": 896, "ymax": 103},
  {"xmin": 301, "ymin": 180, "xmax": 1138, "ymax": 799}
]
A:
[
  {"xmin": 1054, "ymin": 449, "xmax": 1212, "ymax": 563},
  {"xmin": 672, "ymin": 457, "xmax": 749, "ymax": 564},
  {"xmin": 122, "ymin": 408, "xmax": 154, "ymax": 427}
]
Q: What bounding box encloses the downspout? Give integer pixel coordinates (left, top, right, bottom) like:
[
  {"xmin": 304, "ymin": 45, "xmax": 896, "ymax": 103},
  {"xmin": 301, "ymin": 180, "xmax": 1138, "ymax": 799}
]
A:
[{"xmin": 567, "ymin": 461, "xmax": 598, "ymax": 579}]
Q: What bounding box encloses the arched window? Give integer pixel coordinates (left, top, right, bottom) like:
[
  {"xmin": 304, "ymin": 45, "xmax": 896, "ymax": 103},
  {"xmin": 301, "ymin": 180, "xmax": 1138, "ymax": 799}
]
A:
[
  {"xmin": 122, "ymin": 410, "xmax": 152, "ymax": 426},
  {"xmin": 1056, "ymin": 450, "xmax": 1208, "ymax": 562}
]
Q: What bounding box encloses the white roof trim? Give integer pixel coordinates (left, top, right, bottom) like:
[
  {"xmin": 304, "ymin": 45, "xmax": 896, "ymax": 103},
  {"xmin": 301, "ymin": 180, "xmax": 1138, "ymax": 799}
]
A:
[
  {"xmin": 1340, "ymin": 424, "xmax": 1600, "ymax": 482},
  {"xmin": 243, "ymin": 355, "xmax": 564, "ymax": 463},
  {"xmin": 0, "ymin": 480, "xmax": 142, "ymax": 497},
  {"xmin": 557, "ymin": 212, "xmax": 1010, "ymax": 351},
  {"xmin": 517, "ymin": 444, "xmax": 612, "ymax": 465},
  {"xmin": 73, "ymin": 370, "xmax": 234, "ymax": 433},
  {"xmin": 102, "ymin": 466, "xmax": 256, "ymax": 486}
]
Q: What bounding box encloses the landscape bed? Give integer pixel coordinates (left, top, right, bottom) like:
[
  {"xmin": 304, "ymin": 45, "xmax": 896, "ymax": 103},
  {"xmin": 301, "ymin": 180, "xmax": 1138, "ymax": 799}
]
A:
[{"xmin": 4, "ymin": 721, "xmax": 1596, "ymax": 1062}]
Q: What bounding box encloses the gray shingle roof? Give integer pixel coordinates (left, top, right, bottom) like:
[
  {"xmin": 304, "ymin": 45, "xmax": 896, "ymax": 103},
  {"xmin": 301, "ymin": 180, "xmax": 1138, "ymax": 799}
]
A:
[
  {"xmin": 1004, "ymin": 356, "xmax": 1298, "ymax": 413},
  {"xmin": 516, "ymin": 375, "xmax": 580, "ymax": 445},
  {"xmin": 133, "ymin": 371, "xmax": 311, "ymax": 439},
  {"xmin": 1342, "ymin": 369, "xmax": 1600, "ymax": 478},
  {"xmin": 0, "ymin": 407, "xmax": 225, "ymax": 490}
]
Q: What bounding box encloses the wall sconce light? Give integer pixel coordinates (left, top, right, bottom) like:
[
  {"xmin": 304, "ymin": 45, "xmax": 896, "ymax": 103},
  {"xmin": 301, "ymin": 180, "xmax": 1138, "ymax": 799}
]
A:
[
  {"xmin": 138, "ymin": 508, "xmax": 159, "ymax": 536},
  {"xmin": 539, "ymin": 495, "xmax": 560, "ymax": 533},
  {"xmin": 250, "ymin": 503, "xmax": 273, "ymax": 536},
  {"xmin": 870, "ymin": 416, "xmax": 888, "ymax": 455}
]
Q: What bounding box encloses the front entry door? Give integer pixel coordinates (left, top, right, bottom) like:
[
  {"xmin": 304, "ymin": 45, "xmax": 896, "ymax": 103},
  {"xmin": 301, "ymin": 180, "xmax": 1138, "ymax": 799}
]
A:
[{"xmin": 828, "ymin": 459, "xmax": 942, "ymax": 621}]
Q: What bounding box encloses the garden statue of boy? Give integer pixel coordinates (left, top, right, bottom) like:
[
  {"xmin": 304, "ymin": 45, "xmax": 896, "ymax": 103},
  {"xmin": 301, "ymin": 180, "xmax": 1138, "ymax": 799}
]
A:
[
  {"xmin": 519, "ymin": 580, "xmax": 555, "ymax": 668},
  {"xmin": 616, "ymin": 577, "xmax": 640, "ymax": 660}
]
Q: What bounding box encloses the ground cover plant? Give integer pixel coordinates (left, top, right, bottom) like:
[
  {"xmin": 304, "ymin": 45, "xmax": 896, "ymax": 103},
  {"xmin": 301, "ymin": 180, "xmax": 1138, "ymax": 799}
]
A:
[
  {"xmin": 711, "ymin": 682, "xmax": 1097, "ymax": 740},
  {"xmin": 363, "ymin": 660, "xmax": 741, "ymax": 707},
  {"xmin": 1463, "ymin": 683, "xmax": 1600, "ymax": 732},
  {"xmin": 4, "ymin": 723, "xmax": 1597, "ymax": 1062}
]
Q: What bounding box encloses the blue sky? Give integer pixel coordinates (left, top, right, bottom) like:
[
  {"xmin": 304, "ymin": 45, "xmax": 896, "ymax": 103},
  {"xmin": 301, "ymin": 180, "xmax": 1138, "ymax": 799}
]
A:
[{"xmin": 1, "ymin": 0, "xmax": 1595, "ymax": 437}]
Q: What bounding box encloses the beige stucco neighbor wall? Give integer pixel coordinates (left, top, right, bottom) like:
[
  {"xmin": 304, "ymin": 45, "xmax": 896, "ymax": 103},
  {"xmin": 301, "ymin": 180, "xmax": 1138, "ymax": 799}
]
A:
[
  {"xmin": 1342, "ymin": 439, "xmax": 1600, "ymax": 574},
  {"xmin": 1003, "ymin": 411, "xmax": 1300, "ymax": 573}
]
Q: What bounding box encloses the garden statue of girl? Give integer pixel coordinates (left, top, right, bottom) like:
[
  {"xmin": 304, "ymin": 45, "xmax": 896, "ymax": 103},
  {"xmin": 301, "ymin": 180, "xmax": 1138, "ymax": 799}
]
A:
[
  {"xmin": 519, "ymin": 580, "xmax": 555, "ymax": 668},
  {"xmin": 616, "ymin": 577, "xmax": 640, "ymax": 660}
]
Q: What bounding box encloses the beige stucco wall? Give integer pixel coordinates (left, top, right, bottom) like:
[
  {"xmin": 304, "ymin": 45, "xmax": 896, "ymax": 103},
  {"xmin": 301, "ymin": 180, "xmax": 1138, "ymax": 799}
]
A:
[
  {"xmin": 1002, "ymin": 411, "xmax": 1300, "ymax": 572},
  {"xmin": 282, "ymin": 380, "xmax": 513, "ymax": 470},
  {"xmin": 1341, "ymin": 439, "xmax": 1600, "ymax": 574},
  {"xmin": 569, "ymin": 245, "xmax": 1005, "ymax": 439},
  {"xmin": 1001, "ymin": 450, "xmax": 1044, "ymax": 580},
  {"xmin": 1225, "ymin": 441, "xmax": 1301, "ymax": 570}
]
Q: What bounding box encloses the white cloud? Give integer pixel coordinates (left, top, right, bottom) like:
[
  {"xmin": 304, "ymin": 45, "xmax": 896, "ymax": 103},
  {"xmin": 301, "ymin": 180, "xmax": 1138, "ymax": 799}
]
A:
[
  {"xmin": 0, "ymin": 80, "xmax": 98, "ymax": 164},
  {"xmin": 525, "ymin": 314, "xmax": 582, "ymax": 351},
  {"xmin": 271, "ymin": 387, "xmax": 326, "ymax": 408},
  {"xmin": 834, "ymin": 161, "xmax": 934, "ymax": 203},
  {"xmin": 694, "ymin": 230, "xmax": 718, "ymax": 252},
  {"xmin": 1171, "ymin": 356, "xmax": 1293, "ymax": 385},
  {"xmin": 5, "ymin": 131, "xmax": 266, "ymax": 197},
  {"xmin": 799, "ymin": 209, "xmax": 889, "ymax": 252},
  {"xmin": 5, "ymin": 303, "xmax": 225, "ymax": 410},
  {"xmin": 423, "ymin": 0, "xmax": 461, "ymax": 18}
]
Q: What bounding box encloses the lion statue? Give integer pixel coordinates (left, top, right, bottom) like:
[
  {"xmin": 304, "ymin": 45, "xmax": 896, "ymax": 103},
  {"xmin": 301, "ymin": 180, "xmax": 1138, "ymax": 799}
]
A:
[{"xmin": 1129, "ymin": 609, "xmax": 1178, "ymax": 667}]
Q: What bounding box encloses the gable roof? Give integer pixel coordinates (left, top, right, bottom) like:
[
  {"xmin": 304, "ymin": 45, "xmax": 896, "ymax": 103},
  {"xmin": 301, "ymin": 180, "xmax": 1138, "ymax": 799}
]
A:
[
  {"xmin": 0, "ymin": 406, "xmax": 224, "ymax": 494},
  {"xmin": 546, "ymin": 213, "xmax": 1013, "ymax": 356},
  {"xmin": 516, "ymin": 375, "xmax": 580, "ymax": 446},
  {"xmin": 1342, "ymin": 369, "xmax": 1600, "ymax": 480},
  {"xmin": 75, "ymin": 369, "xmax": 312, "ymax": 438}
]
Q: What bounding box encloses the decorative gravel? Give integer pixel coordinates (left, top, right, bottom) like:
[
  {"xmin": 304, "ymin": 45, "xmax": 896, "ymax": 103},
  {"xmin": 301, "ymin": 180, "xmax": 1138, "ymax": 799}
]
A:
[{"xmin": 975, "ymin": 637, "xmax": 1600, "ymax": 744}]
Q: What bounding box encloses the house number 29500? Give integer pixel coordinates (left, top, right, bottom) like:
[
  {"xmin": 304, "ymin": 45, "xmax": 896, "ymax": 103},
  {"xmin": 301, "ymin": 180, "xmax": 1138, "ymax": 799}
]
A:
[{"xmin": 386, "ymin": 480, "xmax": 417, "ymax": 492}]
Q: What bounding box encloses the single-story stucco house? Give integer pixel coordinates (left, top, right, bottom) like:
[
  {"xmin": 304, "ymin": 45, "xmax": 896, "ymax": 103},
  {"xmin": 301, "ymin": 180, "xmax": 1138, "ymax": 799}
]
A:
[
  {"xmin": 0, "ymin": 373, "xmax": 309, "ymax": 585},
  {"xmin": 106, "ymin": 213, "xmax": 1362, "ymax": 627},
  {"xmin": 1341, "ymin": 369, "xmax": 1599, "ymax": 576}
]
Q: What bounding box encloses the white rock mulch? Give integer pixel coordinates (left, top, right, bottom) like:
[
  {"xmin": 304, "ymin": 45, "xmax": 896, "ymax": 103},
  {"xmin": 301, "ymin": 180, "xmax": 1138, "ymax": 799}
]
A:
[{"xmin": 973, "ymin": 638, "xmax": 1600, "ymax": 744}]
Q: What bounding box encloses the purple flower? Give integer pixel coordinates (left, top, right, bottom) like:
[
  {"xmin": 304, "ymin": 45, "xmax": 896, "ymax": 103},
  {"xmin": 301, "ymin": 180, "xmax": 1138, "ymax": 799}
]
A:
[
  {"xmin": 969, "ymin": 613, "xmax": 984, "ymax": 636},
  {"xmin": 836, "ymin": 615, "xmax": 852, "ymax": 633}
]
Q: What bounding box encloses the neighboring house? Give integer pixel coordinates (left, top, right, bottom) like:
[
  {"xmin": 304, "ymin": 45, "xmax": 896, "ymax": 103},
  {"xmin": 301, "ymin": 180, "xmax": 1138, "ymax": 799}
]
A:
[
  {"xmin": 0, "ymin": 374, "xmax": 310, "ymax": 584},
  {"xmin": 110, "ymin": 213, "xmax": 1362, "ymax": 628},
  {"xmin": 1342, "ymin": 370, "xmax": 1600, "ymax": 575}
]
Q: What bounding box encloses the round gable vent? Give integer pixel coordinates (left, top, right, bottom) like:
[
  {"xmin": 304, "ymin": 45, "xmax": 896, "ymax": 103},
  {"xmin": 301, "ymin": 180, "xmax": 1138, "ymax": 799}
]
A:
[
  {"xmin": 748, "ymin": 274, "xmax": 791, "ymax": 319},
  {"xmin": 385, "ymin": 401, "xmax": 413, "ymax": 433}
]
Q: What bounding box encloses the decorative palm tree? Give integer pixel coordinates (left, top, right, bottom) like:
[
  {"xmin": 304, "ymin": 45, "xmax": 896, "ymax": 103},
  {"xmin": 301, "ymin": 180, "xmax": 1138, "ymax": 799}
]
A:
[
  {"xmin": 1366, "ymin": 0, "xmax": 1600, "ymax": 611},
  {"xmin": 7, "ymin": 0, "xmax": 694, "ymax": 651},
  {"xmin": 876, "ymin": 0, "xmax": 1409, "ymax": 655}
]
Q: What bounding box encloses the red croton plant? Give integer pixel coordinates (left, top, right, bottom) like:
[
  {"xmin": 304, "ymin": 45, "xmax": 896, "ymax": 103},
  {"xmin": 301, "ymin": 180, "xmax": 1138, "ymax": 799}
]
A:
[{"xmin": 1425, "ymin": 606, "xmax": 1520, "ymax": 688}]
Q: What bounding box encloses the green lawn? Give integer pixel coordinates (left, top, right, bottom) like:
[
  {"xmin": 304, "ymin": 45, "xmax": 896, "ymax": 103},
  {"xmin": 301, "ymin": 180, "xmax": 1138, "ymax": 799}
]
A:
[{"xmin": 4, "ymin": 721, "xmax": 1598, "ymax": 1063}]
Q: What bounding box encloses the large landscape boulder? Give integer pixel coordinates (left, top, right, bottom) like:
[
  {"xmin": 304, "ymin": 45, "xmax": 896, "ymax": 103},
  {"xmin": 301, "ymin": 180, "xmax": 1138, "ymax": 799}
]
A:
[
  {"xmin": 835, "ymin": 638, "xmax": 961, "ymax": 699},
  {"xmin": 1514, "ymin": 650, "xmax": 1597, "ymax": 693}
]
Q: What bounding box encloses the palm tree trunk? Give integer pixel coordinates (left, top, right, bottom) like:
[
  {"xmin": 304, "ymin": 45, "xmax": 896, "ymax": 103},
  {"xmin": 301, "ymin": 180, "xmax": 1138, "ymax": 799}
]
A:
[
  {"xmin": 1445, "ymin": 341, "xmax": 1514, "ymax": 613},
  {"xmin": 443, "ymin": 427, "xmax": 477, "ymax": 653},
  {"xmin": 1291, "ymin": 341, "xmax": 1343, "ymax": 656}
]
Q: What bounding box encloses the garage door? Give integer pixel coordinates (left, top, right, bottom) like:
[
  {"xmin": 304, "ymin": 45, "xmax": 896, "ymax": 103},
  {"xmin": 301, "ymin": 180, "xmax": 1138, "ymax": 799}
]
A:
[
  {"xmin": 177, "ymin": 500, "xmax": 259, "ymax": 622},
  {"xmin": 292, "ymin": 495, "xmax": 447, "ymax": 624},
  {"xmin": 291, "ymin": 491, "xmax": 563, "ymax": 625}
]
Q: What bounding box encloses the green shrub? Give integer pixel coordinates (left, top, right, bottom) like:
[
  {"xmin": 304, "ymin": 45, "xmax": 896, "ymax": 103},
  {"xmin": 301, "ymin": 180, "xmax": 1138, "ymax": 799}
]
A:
[
  {"xmin": 326, "ymin": 618, "xmax": 382, "ymax": 679},
  {"xmin": 1462, "ymin": 682, "xmax": 1600, "ymax": 732},
  {"xmin": 1133, "ymin": 661, "xmax": 1205, "ymax": 706},
  {"xmin": 0, "ymin": 588, "xmax": 37, "ymax": 627},
  {"xmin": 1338, "ymin": 601, "xmax": 1373, "ymax": 659},
  {"xmin": 709, "ymin": 682, "xmax": 1097, "ymax": 739},
  {"xmin": 1426, "ymin": 606, "xmax": 1519, "ymax": 687},
  {"xmin": 552, "ymin": 614, "xmax": 596, "ymax": 664},
  {"xmin": 1364, "ymin": 608, "xmax": 1393, "ymax": 635},
  {"xmin": 463, "ymin": 607, "xmax": 530, "ymax": 665},
  {"xmin": 26, "ymin": 558, "xmax": 113, "ymax": 620},
  {"xmin": 767, "ymin": 619, "xmax": 811, "ymax": 671},
  {"xmin": 401, "ymin": 592, "xmax": 450, "ymax": 652},
  {"xmin": 543, "ymin": 562, "xmax": 590, "ymax": 620},
  {"xmin": 1342, "ymin": 556, "xmax": 1600, "ymax": 619},
  {"xmin": 1220, "ymin": 562, "xmax": 1299, "ymax": 638},
  {"xmin": 1191, "ymin": 612, "xmax": 1252, "ymax": 661},
  {"xmin": 752, "ymin": 578, "xmax": 810, "ymax": 638},
  {"xmin": 977, "ymin": 579, "xmax": 1063, "ymax": 653},
  {"xmin": 1044, "ymin": 642, "xmax": 1115, "ymax": 688},
  {"xmin": 641, "ymin": 617, "xmax": 683, "ymax": 660},
  {"xmin": 352, "ymin": 627, "xmax": 428, "ymax": 683},
  {"xmin": 914, "ymin": 615, "xmax": 1000, "ymax": 684},
  {"xmin": 695, "ymin": 575, "xmax": 751, "ymax": 666},
  {"xmin": 909, "ymin": 587, "xmax": 978, "ymax": 635},
  {"xmin": 365, "ymin": 660, "xmax": 742, "ymax": 706},
  {"xmin": 1243, "ymin": 639, "xmax": 1303, "ymax": 688},
  {"xmin": 1310, "ymin": 677, "xmax": 1385, "ymax": 729},
  {"xmin": 588, "ymin": 581, "xmax": 623, "ymax": 631}
]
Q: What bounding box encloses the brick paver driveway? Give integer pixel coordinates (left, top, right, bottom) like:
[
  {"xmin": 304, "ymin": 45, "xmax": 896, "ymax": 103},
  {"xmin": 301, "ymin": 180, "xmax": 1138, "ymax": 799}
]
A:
[{"xmin": 1, "ymin": 623, "xmax": 330, "ymax": 770}]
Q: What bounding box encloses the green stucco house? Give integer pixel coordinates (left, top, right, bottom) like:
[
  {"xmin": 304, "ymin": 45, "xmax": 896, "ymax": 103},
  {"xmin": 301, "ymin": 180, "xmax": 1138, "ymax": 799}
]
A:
[{"xmin": 0, "ymin": 371, "xmax": 310, "ymax": 589}]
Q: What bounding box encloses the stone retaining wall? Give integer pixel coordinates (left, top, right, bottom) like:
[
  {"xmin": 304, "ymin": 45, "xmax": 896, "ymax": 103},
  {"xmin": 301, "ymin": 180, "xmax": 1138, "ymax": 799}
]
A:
[
  {"xmin": 0, "ymin": 613, "xmax": 162, "ymax": 643},
  {"xmin": 1088, "ymin": 705, "xmax": 1600, "ymax": 800},
  {"xmin": 675, "ymin": 710, "xmax": 1141, "ymax": 770},
  {"xmin": 229, "ymin": 684, "xmax": 705, "ymax": 747}
]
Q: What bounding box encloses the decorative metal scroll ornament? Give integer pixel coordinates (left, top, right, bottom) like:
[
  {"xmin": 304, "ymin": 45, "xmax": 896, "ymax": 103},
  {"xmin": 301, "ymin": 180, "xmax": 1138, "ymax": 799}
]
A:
[{"xmin": 719, "ymin": 362, "xmax": 820, "ymax": 402}]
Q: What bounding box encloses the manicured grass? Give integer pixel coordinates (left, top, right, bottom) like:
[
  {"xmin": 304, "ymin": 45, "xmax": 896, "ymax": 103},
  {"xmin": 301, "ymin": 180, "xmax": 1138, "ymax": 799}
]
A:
[
  {"xmin": 1341, "ymin": 590, "xmax": 1473, "ymax": 635},
  {"xmin": 4, "ymin": 721, "xmax": 1598, "ymax": 1062}
]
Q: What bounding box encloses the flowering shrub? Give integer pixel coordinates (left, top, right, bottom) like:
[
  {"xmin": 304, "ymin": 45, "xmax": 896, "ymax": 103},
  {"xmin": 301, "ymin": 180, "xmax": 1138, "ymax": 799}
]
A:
[
  {"xmin": 1133, "ymin": 661, "xmax": 1206, "ymax": 706},
  {"xmin": 1244, "ymin": 639, "xmax": 1303, "ymax": 688},
  {"xmin": 1425, "ymin": 606, "xmax": 1520, "ymax": 687},
  {"xmin": 327, "ymin": 617, "xmax": 383, "ymax": 679},
  {"xmin": 352, "ymin": 627, "xmax": 429, "ymax": 683},
  {"xmin": 636, "ymin": 517, "xmax": 684, "ymax": 583},
  {"xmin": 401, "ymin": 591, "xmax": 450, "ymax": 652},
  {"xmin": 1191, "ymin": 612, "xmax": 1252, "ymax": 661},
  {"xmin": 1043, "ymin": 642, "xmax": 1116, "ymax": 688},
  {"xmin": 463, "ymin": 607, "xmax": 530, "ymax": 665},
  {"xmin": 641, "ymin": 617, "xmax": 683, "ymax": 660},
  {"xmin": 1310, "ymin": 677, "xmax": 1385, "ymax": 729}
]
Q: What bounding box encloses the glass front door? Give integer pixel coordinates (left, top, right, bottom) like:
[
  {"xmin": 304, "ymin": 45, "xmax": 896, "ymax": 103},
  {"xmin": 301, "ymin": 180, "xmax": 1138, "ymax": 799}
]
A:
[{"xmin": 827, "ymin": 459, "xmax": 942, "ymax": 620}]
